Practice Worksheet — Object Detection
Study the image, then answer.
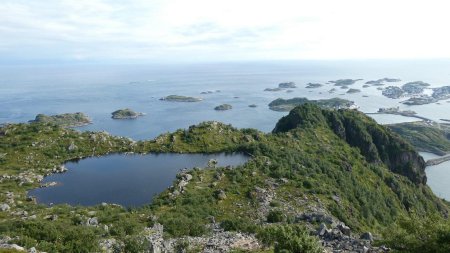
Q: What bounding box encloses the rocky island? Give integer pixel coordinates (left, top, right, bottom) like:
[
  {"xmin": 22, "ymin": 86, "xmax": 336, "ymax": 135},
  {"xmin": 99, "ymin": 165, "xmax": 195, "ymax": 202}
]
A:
[
  {"xmin": 160, "ymin": 95, "xmax": 203, "ymax": 102},
  {"xmin": 214, "ymin": 104, "xmax": 232, "ymax": 111},
  {"xmin": 366, "ymin": 78, "xmax": 401, "ymax": 85},
  {"xmin": 278, "ymin": 82, "xmax": 297, "ymax": 88},
  {"xmin": 396, "ymin": 86, "xmax": 450, "ymax": 105},
  {"xmin": 268, "ymin": 97, "xmax": 357, "ymax": 111},
  {"xmin": 346, "ymin": 88, "xmax": 361, "ymax": 94},
  {"xmin": 264, "ymin": 87, "xmax": 283, "ymax": 92},
  {"xmin": 305, "ymin": 83, "xmax": 323, "ymax": 88},
  {"xmin": 265, "ymin": 82, "xmax": 297, "ymax": 91},
  {"xmin": 29, "ymin": 112, "xmax": 92, "ymax": 127},
  {"xmin": 401, "ymin": 95, "xmax": 437, "ymax": 105},
  {"xmin": 329, "ymin": 79, "xmax": 363, "ymax": 86},
  {"xmin": 382, "ymin": 86, "xmax": 404, "ymax": 99},
  {"xmin": 402, "ymin": 81, "xmax": 430, "ymax": 95},
  {"xmin": 111, "ymin": 108, "xmax": 144, "ymax": 119},
  {"xmin": 432, "ymin": 86, "xmax": 450, "ymax": 100}
]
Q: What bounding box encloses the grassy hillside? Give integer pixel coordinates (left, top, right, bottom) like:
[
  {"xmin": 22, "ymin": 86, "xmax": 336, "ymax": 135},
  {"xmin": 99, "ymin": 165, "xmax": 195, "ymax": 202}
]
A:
[
  {"xmin": 0, "ymin": 105, "xmax": 449, "ymax": 252},
  {"xmin": 388, "ymin": 121, "xmax": 450, "ymax": 156}
]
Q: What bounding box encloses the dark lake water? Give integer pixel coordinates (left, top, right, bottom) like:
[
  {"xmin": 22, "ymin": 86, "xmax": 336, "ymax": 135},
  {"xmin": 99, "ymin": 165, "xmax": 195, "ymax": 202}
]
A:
[{"xmin": 28, "ymin": 153, "xmax": 249, "ymax": 207}]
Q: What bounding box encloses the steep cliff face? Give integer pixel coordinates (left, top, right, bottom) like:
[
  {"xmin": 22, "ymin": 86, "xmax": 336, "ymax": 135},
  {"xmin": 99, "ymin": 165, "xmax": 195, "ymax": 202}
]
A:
[{"xmin": 273, "ymin": 104, "xmax": 427, "ymax": 185}]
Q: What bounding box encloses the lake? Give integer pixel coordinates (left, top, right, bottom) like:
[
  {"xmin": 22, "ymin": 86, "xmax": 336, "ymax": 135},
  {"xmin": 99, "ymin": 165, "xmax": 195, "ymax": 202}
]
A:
[{"xmin": 28, "ymin": 153, "xmax": 249, "ymax": 207}]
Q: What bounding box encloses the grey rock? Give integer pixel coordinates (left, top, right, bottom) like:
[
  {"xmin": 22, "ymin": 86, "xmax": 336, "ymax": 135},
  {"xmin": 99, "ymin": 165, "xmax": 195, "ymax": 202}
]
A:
[
  {"xmin": 208, "ymin": 159, "xmax": 218, "ymax": 168},
  {"xmin": 0, "ymin": 203, "xmax": 10, "ymax": 211},
  {"xmin": 87, "ymin": 217, "xmax": 99, "ymax": 226},
  {"xmin": 317, "ymin": 223, "xmax": 328, "ymax": 236},
  {"xmin": 0, "ymin": 243, "xmax": 25, "ymax": 251},
  {"xmin": 68, "ymin": 142, "xmax": 78, "ymax": 151},
  {"xmin": 216, "ymin": 190, "xmax": 227, "ymax": 200},
  {"xmin": 360, "ymin": 232, "xmax": 374, "ymax": 242},
  {"xmin": 338, "ymin": 224, "xmax": 351, "ymax": 236}
]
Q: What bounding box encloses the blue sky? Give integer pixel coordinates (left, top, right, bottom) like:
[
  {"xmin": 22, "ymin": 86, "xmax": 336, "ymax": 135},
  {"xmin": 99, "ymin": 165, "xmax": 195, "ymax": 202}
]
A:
[{"xmin": 1, "ymin": 0, "xmax": 450, "ymax": 64}]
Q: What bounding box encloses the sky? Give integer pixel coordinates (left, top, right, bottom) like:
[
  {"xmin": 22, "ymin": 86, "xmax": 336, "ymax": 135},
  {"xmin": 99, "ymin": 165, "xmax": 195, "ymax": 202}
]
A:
[{"xmin": 1, "ymin": 0, "xmax": 450, "ymax": 64}]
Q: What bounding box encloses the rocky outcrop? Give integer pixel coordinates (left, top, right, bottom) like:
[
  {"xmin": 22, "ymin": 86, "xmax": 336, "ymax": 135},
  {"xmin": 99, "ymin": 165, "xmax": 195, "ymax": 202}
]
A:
[
  {"xmin": 273, "ymin": 104, "xmax": 427, "ymax": 184},
  {"xmin": 144, "ymin": 223, "xmax": 260, "ymax": 253}
]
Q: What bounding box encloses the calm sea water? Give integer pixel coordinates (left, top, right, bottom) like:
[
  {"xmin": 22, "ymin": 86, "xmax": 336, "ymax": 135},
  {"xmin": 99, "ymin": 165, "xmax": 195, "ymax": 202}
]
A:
[
  {"xmin": 2, "ymin": 60, "xmax": 449, "ymax": 201},
  {"xmin": 1, "ymin": 60, "xmax": 450, "ymax": 140},
  {"xmin": 420, "ymin": 152, "xmax": 450, "ymax": 200},
  {"xmin": 28, "ymin": 153, "xmax": 248, "ymax": 207}
]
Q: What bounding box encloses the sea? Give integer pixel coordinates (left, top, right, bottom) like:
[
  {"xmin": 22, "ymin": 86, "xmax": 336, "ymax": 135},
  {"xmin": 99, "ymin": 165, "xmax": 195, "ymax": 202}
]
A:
[{"xmin": 1, "ymin": 59, "xmax": 450, "ymax": 200}]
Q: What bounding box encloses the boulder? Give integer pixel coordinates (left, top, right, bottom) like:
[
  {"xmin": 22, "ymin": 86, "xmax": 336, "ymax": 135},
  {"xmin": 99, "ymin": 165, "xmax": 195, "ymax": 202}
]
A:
[
  {"xmin": 215, "ymin": 190, "xmax": 227, "ymax": 200},
  {"xmin": 68, "ymin": 142, "xmax": 78, "ymax": 152},
  {"xmin": 0, "ymin": 243, "xmax": 25, "ymax": 251},
  {"xmin": 337, "ymin": 223, "xmax": 351, "ymax": 236},
  {"xmin": 360, "ymin": 232, "xmax": 374, "ymax": 242},
  {"xmin": 87, "ymin": 217, "xmax": 99, "ymax": 226},
  {"xmin": 208, "ymin": 159, "xmax": 218, "ymax": 168},
  {"xmin": 317, "ymin": 223, "xmax": 328, "ymax": 236}
]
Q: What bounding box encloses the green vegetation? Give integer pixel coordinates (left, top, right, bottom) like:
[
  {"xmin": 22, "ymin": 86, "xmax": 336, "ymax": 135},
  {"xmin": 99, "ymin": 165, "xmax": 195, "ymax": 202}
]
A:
[
  {"xmin": 382, "ymin": 213, "xmax": 450, "ymax": 253},
  {"xmin": 160, "ymin": 95, "xmax": 203, "ymax": 102},
  {"xmin": 1, "ymin": 104, "xmax": 449, "ymax": 252},
  {"xmin": 111, "ymin": 108, "xmax": 143, "ymax": 119},
  {"xmin": 268, "ymin": 97, "xmax": 356, "ymax": 111},
  {"xmin": 258, "ymin": 225, "xmax": 322, "ymax": 253},
  {"xmin": 28, "ymin": 112, "xmax": 91, "ymax": 127},
  {"xmin": 389, "ymin": 121, "xmax": 450, "ymax": 155}
]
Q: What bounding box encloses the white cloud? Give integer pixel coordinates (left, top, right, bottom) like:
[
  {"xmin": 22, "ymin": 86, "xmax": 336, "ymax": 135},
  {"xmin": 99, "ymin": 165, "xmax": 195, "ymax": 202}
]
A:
[{"xmin": 0, "ymin": 0, "xmax": 450, "ymax": 63}]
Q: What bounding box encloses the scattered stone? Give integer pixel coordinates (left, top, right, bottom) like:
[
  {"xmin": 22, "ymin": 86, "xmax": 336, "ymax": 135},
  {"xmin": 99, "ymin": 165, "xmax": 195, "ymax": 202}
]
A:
[
  {"xmin": 0, "ymin": 203, "xmax": 10, "ymax": 211},
  {"xmin": 68, "ymin": 142, "xmax": 78, "ymax": 152},
  {"xmin": 0, "ymin": 243, "xmax": 25, "ymax": 251},
  {"xmin": 317, "ymin": 223, "xmax": 328, "ymax": 236},
  {"xmin": 44, "ymin": 214, "xmax": 58, "ymax": 221},
  {"xmin": 40, "ymin": 181, "xmax": 58, "ymax": 188},
  {"xmin": 215, "ymin": 190, "xmax": 227, "ymax": 200}
]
